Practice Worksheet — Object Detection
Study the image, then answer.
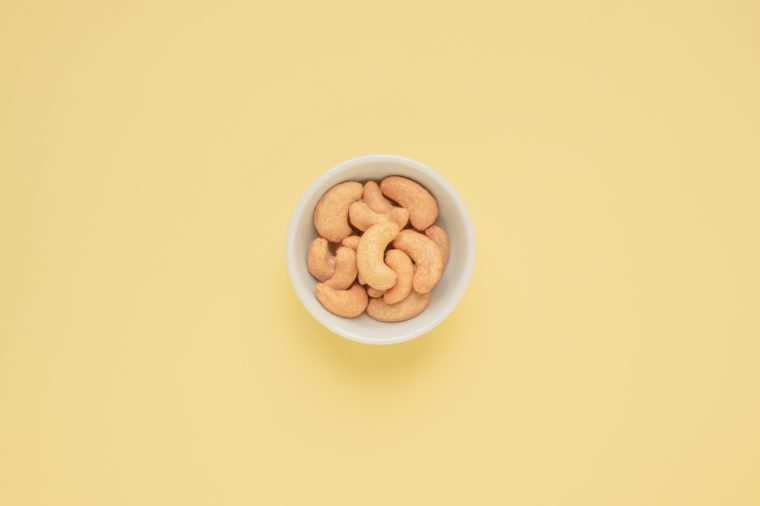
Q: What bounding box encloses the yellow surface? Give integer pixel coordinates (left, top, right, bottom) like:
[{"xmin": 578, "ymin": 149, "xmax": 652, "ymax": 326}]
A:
[{"xmin": 2, "ymin": 1, "xmax": 759, "ymax": 504}]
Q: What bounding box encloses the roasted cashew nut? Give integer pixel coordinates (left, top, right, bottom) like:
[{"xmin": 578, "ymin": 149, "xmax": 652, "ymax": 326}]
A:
[
  {"xmin": 366, "ymin": 287, "xmax": 385, "ymax": 298},
  {"xmin": 383, "ymin": 249, "xmax": 413, "ymax": 304},
  {"xmin": 315, "ymin": 283, "xmax": 368, "ymax": 318},
  {"xmin": 363, "ymin": 181, "xmax": 393, "ymax": 213},
  {"xmin": 307, "ymin": 237, "xmax": 336, "ymax": 281},
  {"xmin": 309, "ymin": 176, "xmax": 449, "ymax": 321},
  {"xmin": 341, "ymin": 235, "xmax": 361, "ymax": 250},
  {"xmin": 348, "ymin": 201, "xmax": 408, "ymax": 231},
  {"xmin": 424, "ymin": 225, "xmax": 450, "ymax": 267},
  {"xmin": 313, "ymin": 181, "xmax": 363, "ymax": 242},
  {"xmin": 324, "ymin": 246, "xmax": 358, "ymax": 290},
  {"xmin": 392, "ymin": 230, "xmax": 443, "ymax": 293},
  {"xmin": 380, "ymin": 176, "xmax": 438, "ymax": 231},
  {"xmin": 356, "ymin": 221, "xmax": 400, "ymax": 291},
  {"xmin": 367, "ymin": 290, "xmax": 431, "ymax": 322}
]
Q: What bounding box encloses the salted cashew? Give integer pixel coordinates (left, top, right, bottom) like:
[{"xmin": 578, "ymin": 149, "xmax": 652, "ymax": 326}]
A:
[
  {"xmin": 348, "ymin": 201, "xmax": 408, "ymax": 231},
  {"xmin": 315, "ymin": 283, "xmax": 368, "ymax": 318},
  {"xmin": 356, "ymin": 221, "xmax": 400, "ymax": 290},
  {"xmin": 324, "ymin": 247, "xmax": 358, "ymax": 290},
  {"xmin": 357, "ymin": 272, "xmax": 366, "ymax": 285},
  {"xmin": 363, "ymin": 181, "xmax": 393, "ymax": 213},
  {"xmin": 392, "ymin": 230, "xmax": 443, "ymax": 293},
  {"xmin": 341, "ymin": 235, "xmax": 360, "ymax": 250},
  {"xmin": 367, "ymin": 290, "xmax": 431, "ymax": 322},
  {"xmin": 383, "ymin": 249, "xmax": 413, "ymax": 304},
  {"xmin": 366, "ymin": 287, "xmax": 385, "ymax": 298},
  {"xmin": 313, "ymin": 181, "xmax": 363, "ymax": 242},
  {"xmin": 424, "ymin": 225, "xmax": 450, "ymax": 267},
  {"xmin": 380, "ymin": 176, "xmax": 438, "ymax": 231},
  {"xmin": 307, "ymin": 237, "xmax": 335, "ymax": 281}
]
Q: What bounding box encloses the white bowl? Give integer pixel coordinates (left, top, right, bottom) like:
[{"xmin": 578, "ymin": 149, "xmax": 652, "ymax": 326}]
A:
[{"xmin": 286, "ymin": 154, "xmax": 475, "ymax": 345}]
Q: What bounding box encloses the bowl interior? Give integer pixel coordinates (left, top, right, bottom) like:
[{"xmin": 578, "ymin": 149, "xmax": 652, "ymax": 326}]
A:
[{"xmin": 287, "ymin": 155, "xmax": 473, "ymax": 344}]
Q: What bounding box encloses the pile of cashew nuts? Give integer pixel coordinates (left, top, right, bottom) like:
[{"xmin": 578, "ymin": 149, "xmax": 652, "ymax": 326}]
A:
[{"xmin": 307, "ymin": 176, "xmax": 450, "ymax": 322}]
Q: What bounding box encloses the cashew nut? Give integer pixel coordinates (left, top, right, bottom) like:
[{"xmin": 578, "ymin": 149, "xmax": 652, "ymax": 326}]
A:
[
  {"xmin": 341, "ymin": 235, "xmax": 361, "ymax": 250},
  {"xmin": 380, "ymin": 176, "xmax": 438, "ymax": 231},
  {"xmin": 392, "ymin": 230, "xmax": 443, "ymax": 293},
  {"xmin": 383, "ymin": 249, "xmax": 413, "ymax": 304},
  {"xmin": 324, "ymin": 246, "xmax": 357, "ymax": 290},
  {"xmin": 307, "ymin": 237, "xmax": 335, "ymax": 281},
  {"xmin": 308, "ymin": 177, "xmax": 449, "ymax": 321},
  {"xmin": 313, "ymin": 181, "xmax": 363, "ymax": 242},
  {"xmin": 363, "ymin": 181, "xmax": 393, "ymax": 213},
  {"xmin": 356, "ymin": 221, "xmax": 400, "ymax": 290},
  {"xmin": 367, "ymin": 290, "xmax": 431, "ymax": 322},
  {"xmin": 315, "ymin": 283, "xmax": 368, "ymax": 318},
  {"xmin": 348, "ymin": 201, "xmax": 408, "ymax": 231},
  {"xmin": 424, "ymin": 225, "xmax": 450, "ymax": 267}
]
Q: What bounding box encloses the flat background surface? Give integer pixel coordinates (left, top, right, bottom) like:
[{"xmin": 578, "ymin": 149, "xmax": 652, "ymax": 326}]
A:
[{"xmin": 1, "ymin": 1, "xmax": 759, "ymax": 504}]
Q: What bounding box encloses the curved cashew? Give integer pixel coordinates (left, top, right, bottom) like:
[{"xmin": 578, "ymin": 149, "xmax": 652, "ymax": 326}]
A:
[
  {"xmin": 307, "ymin": 237, "xmax": 335, "ymax": 281},
  {"xmin": 357, "ymin": 272, "xmax": 366, "ymax": 285},
  {"xmin": 348, "ymin": 201, "xmax": 408, "ymax": 231},
  {"xmin": 324, "ymin": 247, "xmax": 357, "ymax": 290},
  {"xmin": 363, "ymin": 181, "xmax": 393, "ymax": 213},
  {"xmin": 392, "ymin": 230, "xmax": 443, "ymax": 293},
  {"xmin": 315, "ymin": 283, "xmax": 368, "ymax": 318},
  {"xmin": 383, "ymin": 249, "xmax": 413, "ymax": 304},
  {"xmin": 356, "ymin": 221, "xmax": 400, "ymax": 290},
  {"xmin": 366, "ymin": 286, "xmax": 385, "ymax": 298},
  {"xmin": 380, "ymin": 176, "xmax": 438, "ymax": 231},
  {"xmin": 367, "ymin": 290, "xmax": 431, "ymax": 322},
  {"xmin": 341, "ymin": 235, "xmax": 360, "ymax": 250},
  {"xmin": 424, "ymin": 225, "xmax": 450, "ymax": 267},
  {"xmin": 313, "ymin": 181, "xmax": 363, "ymax": 242}
]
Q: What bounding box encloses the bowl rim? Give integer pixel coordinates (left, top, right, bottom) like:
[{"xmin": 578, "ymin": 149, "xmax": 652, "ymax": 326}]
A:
[{"xmin": 285, "ymin": 154, "xmax": 475, "ymax": 345}]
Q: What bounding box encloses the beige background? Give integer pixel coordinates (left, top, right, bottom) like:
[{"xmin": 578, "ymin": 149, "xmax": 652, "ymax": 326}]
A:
[{"xmin": 2, "ymin": 1, "xmax": 759, "ymax": 504}]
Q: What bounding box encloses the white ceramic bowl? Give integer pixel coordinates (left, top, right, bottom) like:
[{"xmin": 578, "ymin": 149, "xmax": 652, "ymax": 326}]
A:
[{"xmin": 286, "ymin": 154, "xmax": 475, "ymax": 345}]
